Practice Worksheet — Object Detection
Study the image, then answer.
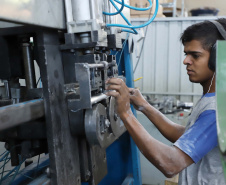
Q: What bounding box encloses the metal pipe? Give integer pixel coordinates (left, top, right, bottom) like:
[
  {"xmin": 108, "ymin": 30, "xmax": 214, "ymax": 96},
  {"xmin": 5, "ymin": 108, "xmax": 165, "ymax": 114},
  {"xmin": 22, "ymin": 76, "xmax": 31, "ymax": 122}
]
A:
[
  {"xmin": 64, "ymin": 0, "xmax": 74, "ymax": 33},
  {"xmin": 0, "ymin": 99, "xmax": 44, "ymax": 131},
  {"xmin": 88, "ymin": 64, "xmax": 105, "ymax": 68},
  {"xmin": 91, "ymin": 94, "xmax": 108, "ymax": 105},
  {"xmin": 22, "ymin": 42, "xmax": 36, "ymax": 89},
  {"xmin": 71, "ymin": 0, "xmax": 91, "ymax": 21},
  {"xmin": 88, "ymin": 62, "xmax": 109, "ymax": 69}
]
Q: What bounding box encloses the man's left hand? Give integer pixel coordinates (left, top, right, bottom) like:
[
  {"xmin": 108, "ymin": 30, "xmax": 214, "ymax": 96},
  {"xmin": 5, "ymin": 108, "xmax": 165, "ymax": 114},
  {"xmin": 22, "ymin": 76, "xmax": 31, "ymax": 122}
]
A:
[{"xmin": 105, "ymin": 78, "xmax": 132, "ymax": 119}]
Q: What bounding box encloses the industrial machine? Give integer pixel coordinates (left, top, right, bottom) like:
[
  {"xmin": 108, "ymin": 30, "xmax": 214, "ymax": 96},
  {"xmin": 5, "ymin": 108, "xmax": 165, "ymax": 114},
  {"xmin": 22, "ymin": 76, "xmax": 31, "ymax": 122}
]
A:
[
  {"xmin": 216, "ymin": 41, "xmax": 226, "ymax": 180},
  {"xmin": 0, "ymin": 0, "xmax": 158, "ymax": 184}
]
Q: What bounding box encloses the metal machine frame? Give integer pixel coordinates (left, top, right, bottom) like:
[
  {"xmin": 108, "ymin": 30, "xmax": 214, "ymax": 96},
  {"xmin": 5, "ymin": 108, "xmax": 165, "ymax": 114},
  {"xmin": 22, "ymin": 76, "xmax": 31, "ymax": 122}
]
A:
[{"xmin": 0, "ymin": 1, "xmax": 141, "ymax": 185}]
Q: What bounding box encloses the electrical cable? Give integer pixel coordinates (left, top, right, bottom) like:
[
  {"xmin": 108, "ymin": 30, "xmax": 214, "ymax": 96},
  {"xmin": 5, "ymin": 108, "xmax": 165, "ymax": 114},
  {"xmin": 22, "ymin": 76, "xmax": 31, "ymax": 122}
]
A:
[
  {"xmin": 103, "ymin": 0, "xmax": 125, "ymax": 15},
  {"xmin": 1, "ymin": 158, "xmax": 26, "ymax": 182},
  {"xmin": 0, "ymin": 152, "xmax": 10, "ymax": 183},
  {"xmin": 133, "ymin": 26, "xmax": 149, "ymax": 73},
  {"xmin": 9, "ymin": 158, "xmax": 24, "ymax": 185}
]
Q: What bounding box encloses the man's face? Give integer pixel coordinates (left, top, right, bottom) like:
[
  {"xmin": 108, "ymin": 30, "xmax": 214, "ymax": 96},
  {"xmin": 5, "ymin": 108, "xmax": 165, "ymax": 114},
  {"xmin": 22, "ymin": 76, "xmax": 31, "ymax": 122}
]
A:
[{"xmin": 183, "ymin": 40, "xmax": 214, "ymax": 84}]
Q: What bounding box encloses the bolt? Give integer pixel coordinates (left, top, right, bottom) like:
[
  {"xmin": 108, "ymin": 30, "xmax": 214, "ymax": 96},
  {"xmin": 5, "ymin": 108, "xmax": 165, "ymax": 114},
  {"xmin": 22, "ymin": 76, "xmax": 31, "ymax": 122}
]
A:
[
  {"xmin": 114, "ymin": 113, "xmax": 118, "ymax": 121},
  {"xmin": 85, "ymin": 170, "xmax": 91, "ymax": 180},
  {"xmin": 93, "ymin": 164, "xmax": 96, "ymax": 169},
  {"xmin": 105, "ymin": 119, "xmax": 110, "ymax": 128},
  {"xmin": 117, "ymin": 29, "xmax": 122, "ymax": 33}
]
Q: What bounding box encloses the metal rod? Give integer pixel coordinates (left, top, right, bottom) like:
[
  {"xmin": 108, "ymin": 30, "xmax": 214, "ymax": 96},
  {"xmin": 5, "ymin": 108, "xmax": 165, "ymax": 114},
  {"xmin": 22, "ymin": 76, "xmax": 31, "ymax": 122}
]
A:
[
  {"xmin": 91, "ymin": 94, "xmax": 108, "ymax": 105},
  {"xmin": 0, "ymin": 99, "xmax": 44, "ymax": 131},
  {"xmin": 3, "ymin": 80, "xmax": 11, "ymax": 99},
  {"xmin": 22, "ymin": 42, "xmax": 36, "ymax": 89},
  {"xmin": 88, "ymin": 63, "xmax": 107, "ymax": 68}
]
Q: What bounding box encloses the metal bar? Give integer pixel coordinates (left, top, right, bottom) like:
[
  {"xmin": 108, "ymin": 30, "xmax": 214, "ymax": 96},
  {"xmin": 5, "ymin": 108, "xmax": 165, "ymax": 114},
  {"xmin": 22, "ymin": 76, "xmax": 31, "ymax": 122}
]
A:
[
  {"xmin": 37, "ymin": 30, "xmax": 80, "ymax": 185},
  {"xmin": 0, "ymin": 99, "xmax": 44, "ymax": 131},
  {"xmin": 91, "ymin": 94, "xmax": 108, "ymax": 105},
  {"xmin": 88, "ymin": 63, "xmax": 105, "ymax": 68},
  {"xmin": 142, "ymin": 92, "xmax": 202, "ymax": 96},
  {"xmin": 22, "ymin": 41, "xmax": 36, "ymax": 89}
]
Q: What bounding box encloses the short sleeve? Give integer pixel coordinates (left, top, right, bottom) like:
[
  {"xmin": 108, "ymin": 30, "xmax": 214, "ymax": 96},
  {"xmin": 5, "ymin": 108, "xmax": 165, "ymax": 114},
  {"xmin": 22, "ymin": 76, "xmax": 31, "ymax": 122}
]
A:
[{"xmin": 174, "ymin": 110, "xmax": 218, "ymax": 163}]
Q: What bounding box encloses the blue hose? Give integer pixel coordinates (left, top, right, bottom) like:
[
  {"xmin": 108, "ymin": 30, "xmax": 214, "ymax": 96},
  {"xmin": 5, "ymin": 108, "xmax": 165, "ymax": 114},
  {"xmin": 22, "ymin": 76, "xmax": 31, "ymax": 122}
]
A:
[
  {"xmin": 107, "ymin": 0, "xmax": 138, "ymax": 34},
  {"xmin": 106, "ymin": 0, "xmax": 159, "ymax": 29},
  {"xmin": 103, "ymin": 0, "xmax": 125, "ymax": 15}
]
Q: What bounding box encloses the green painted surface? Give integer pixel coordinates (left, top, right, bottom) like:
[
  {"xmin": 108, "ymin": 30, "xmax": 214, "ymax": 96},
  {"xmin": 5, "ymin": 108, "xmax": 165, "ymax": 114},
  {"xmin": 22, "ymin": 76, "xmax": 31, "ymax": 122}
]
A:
[{"xmin": 216, "ymin": 41, "xmax": 226, "ymax": 178}]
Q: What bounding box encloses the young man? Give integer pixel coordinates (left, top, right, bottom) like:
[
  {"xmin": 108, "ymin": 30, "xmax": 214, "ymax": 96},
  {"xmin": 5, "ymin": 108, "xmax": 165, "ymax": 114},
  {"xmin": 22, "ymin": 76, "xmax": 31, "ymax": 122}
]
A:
[{"xmin": 105, "ymin": 18, "xmax": 226, "ymax": 185}]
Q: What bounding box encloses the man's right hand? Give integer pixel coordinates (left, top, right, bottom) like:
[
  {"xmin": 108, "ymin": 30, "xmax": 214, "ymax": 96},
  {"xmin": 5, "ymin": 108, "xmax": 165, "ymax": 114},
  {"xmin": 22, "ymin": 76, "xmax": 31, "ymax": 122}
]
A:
[{"xmin": 129, "ymin": 88, "xmax": 148, "ymax": 112}]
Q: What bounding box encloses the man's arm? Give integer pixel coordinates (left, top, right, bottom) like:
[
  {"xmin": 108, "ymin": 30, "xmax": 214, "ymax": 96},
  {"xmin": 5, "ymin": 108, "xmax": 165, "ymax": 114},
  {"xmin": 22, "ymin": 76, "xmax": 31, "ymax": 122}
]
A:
[
  {"xmin": 105, "ymin": 78, "xmax": 193, "ymax": 177},
  {"xmin": 121, "ymin": 112, "xmax": 193, "ymax": 177},
  {"xmin": 129, "ymin": 88, "xmax": 185, "ymax": 143}
]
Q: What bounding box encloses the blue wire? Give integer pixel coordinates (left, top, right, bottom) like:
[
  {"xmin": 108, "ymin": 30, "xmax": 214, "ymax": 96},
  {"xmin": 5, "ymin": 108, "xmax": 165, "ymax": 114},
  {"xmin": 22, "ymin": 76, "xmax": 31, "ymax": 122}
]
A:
[
  {"xmin": 1, "ymin": 158, "xmax": 25, "ymax": 182},
  {"xmin": 9, "ymin": 161, "xmax": 23, "ymax": 184},
  {"xmin": 0, "ymin": 151, "xmax": 9, "ymax": 162},
  {"xmin": 106, "ymin": 0, "xmax": 159, "ymax": 29},
  {"xmin": 113, "ymin": 0, "xmax": 152, "ymax": 11},
  {"xmin": 0, "ymin": 151, "xmax": 7, "ymax": 157},
  {"xmin": 108, "ymin": 0, "xmax": 138, "ymax": 34},
  {"xmin": 103, "ymin": 0, "xmax": 125, "ymax": 15}
]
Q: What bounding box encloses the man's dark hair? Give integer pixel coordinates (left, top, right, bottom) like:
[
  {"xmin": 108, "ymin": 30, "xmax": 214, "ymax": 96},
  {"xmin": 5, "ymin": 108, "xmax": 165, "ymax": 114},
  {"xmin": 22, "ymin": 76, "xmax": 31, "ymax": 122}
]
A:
[{"xmin": 180, "ymin": 18, "xmax": 226, "ymax": 51}]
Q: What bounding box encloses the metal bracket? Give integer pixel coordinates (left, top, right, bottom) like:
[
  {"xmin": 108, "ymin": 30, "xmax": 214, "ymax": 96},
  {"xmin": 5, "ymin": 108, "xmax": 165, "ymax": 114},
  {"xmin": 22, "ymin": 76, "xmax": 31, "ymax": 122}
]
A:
[{"xmin": 68, "ymin": 63, "xmax": 92, "ymax": 112}]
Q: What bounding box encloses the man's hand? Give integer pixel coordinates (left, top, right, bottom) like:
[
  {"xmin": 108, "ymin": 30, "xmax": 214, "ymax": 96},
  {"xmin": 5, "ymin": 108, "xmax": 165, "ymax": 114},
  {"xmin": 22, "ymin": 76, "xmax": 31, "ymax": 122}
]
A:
[
  {"xmin": 129, "ymin": 88, "xmax": 148, "ymax": 112},
  {"xmin": 105, "ymin": 78, "xmax": 132, "ymax": 119}
]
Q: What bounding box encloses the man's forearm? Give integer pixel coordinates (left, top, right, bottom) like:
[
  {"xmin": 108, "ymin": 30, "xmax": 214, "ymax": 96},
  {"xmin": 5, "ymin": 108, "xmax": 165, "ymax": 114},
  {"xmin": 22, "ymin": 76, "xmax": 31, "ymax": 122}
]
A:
[
  {"xmin": 140, "ymin": 102, "xmax": 185, "ymax": 143},
  {"xmin": 120, "ymin": 112, "xmax": 192, "ymax": 177}
]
